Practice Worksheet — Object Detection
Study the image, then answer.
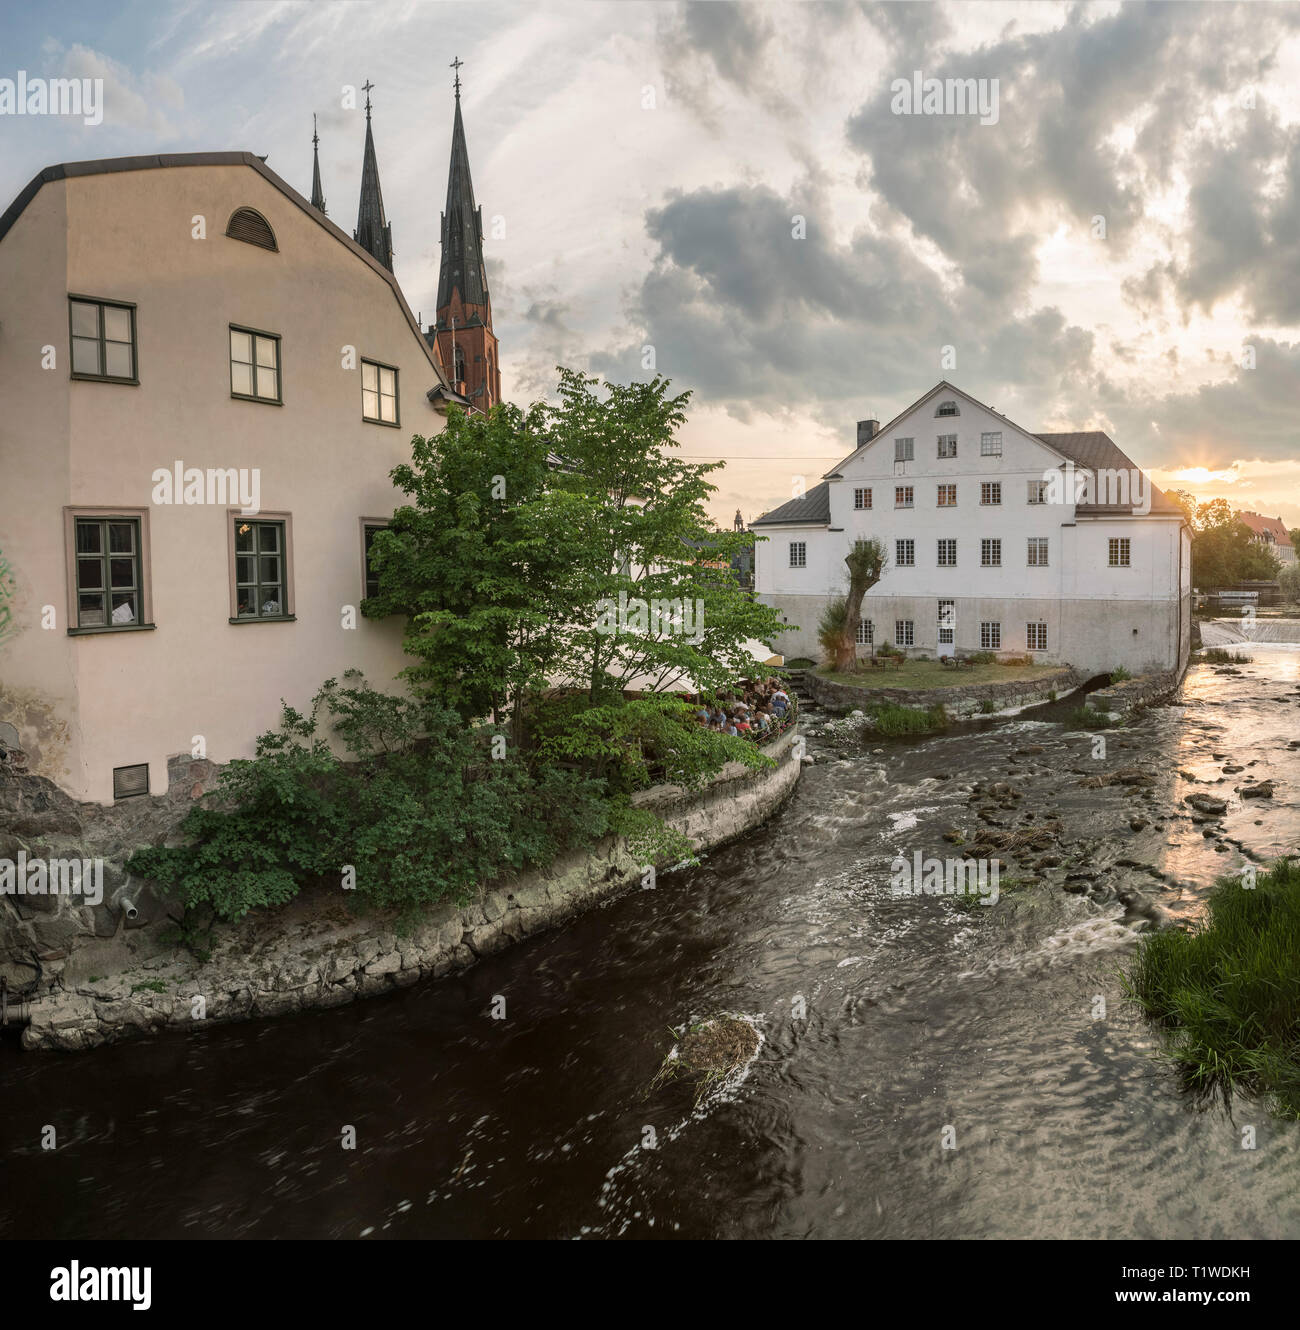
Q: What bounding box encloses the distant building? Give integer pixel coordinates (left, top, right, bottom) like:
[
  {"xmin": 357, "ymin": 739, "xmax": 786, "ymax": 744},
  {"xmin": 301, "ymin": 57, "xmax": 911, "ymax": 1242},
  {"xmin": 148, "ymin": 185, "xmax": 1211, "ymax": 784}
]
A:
[
  {"xmin": 751, "ymin": 381, "xmax": 1191, "ymax": 675},
  {"xmin": 1237, "ymin": 511, "xmax": 1297, "ymax": 566}
]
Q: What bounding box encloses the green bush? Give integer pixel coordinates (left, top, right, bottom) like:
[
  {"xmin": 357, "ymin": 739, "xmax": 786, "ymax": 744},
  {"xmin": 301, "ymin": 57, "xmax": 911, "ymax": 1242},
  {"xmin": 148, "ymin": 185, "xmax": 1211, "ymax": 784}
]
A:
[
  {"xmin": 1065, "ymin": 705, "xmax": 1124, "ymax": 730},
  {"xmin": 1110, "ymin": 665, "xmax": 1133, "ymax": 682},
  {"xmin": 1126, "ymin": 860, "xmax": 1300, "ymax": 1118},
  {"xmin": 129, "ymin": 674, "xmax": 611, "ymax": 924},
  {"xmin": 966, "ymin": 650, "xmax": 997, "ymax": 665}
]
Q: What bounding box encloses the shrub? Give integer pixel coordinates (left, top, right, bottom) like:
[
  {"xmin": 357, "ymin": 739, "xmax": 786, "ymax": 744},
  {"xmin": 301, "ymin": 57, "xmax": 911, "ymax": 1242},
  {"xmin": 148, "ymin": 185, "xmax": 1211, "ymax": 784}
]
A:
[
  {"xmin": 1065, "ymin": 705, "xmax": 1124, "ymax": 730},
  {"xmin": 129, "ymin": 674, "xmax": 612, "ymax": 924},
  {"xmin": 1110, "ymin": 665, "xmax": 1133, "ymax": 682},
  {"xmin": 978, "ymin": 699, "xmax": 997, "ymax": 714},
  {"xmin": 967, "ymin": 650, "xmax": 996, "ymax": 665},
  {"xmin": 1126, "ymin": 860, "xmax": 1300, "ymax": 1118}
]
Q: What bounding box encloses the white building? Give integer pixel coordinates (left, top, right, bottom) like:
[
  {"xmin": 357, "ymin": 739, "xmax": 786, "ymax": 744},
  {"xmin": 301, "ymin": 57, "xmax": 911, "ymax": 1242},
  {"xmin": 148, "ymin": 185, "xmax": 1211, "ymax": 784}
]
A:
[{"xmin": 752, "ymin": 381, "xmax": 1191, "ymax": 675}]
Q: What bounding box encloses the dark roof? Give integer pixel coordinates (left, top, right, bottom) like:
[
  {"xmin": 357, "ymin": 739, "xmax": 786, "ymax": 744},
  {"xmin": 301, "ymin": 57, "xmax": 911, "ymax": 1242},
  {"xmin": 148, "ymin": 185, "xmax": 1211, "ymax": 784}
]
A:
[
  {"xmin": 354, "ymin": 108, "xmax": 393, "ymax": 270},
  {"xmin": 751, "ymin": 481, "xmax": 831, "ymax": 527},
  {"xmin": 436, "ymin": 93, "xmax": 489, "ymax": 314},
  {"xmin": 0, "ymin": 150, "xmax": 455, "ymax": 399},
  {"xmin": 1034, "ymin": 431, "xmax": 1184, "ymax": 516}
]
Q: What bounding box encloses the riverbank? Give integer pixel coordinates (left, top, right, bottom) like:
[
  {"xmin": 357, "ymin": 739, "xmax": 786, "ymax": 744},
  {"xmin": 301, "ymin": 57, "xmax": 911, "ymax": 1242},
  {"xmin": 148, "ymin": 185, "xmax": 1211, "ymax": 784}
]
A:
[
  {"xmin": 14, "ymin": 728, "xmax": 803, "ymax": 1053},
  {"xmin": 807, "ymin": 663, "xmax": 1082, "ymax": 717}
]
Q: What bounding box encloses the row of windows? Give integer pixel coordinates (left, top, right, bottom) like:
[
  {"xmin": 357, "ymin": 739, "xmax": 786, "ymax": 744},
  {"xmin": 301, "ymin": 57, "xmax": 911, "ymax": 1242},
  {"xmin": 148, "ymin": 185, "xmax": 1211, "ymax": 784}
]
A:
[
  {"xmin": 68, "ymin": 296, "xmax": 400, "ymax": 425},
  {"xmin": 854, "ymin": 479, "xmax": 1055, "ymax": 510},
  {"xmin": 68, "ymin": 512, "xmax": 387, "ymax": 632},
  {"xmin": 853, "ymin": 615, "xmax": 1050, "ymax": 651},
  {"xmin": 892, "ymin": 431, "xmax": 1002, "ymax": 462},
  {"xmin": 788, "ymin": 537, "xmax": 1132, "ymax": 569}
]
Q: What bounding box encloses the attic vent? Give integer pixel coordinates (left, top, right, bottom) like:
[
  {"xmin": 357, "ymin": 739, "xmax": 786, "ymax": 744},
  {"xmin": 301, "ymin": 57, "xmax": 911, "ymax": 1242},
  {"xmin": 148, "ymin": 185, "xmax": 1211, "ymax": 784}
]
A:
[
  {"xmin": 113, "ymin": 763, "xmax": 150, "ymax": 800},
  {"xmin": 225, "ymin": 208, "xmax": 278, "ymax": 252}
]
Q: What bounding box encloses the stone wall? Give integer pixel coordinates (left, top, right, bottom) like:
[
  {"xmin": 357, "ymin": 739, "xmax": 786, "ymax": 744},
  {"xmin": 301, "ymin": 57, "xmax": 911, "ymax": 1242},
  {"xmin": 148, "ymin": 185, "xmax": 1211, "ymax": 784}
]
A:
[
  {"xmin": 806, "ymin": 667, "xmax": 1081, "ymax": 717},
  {"xmin": 9, "ymin": 729, "xmax": 802, "ymax": 1052},
  {"xmin": 1087, "ymin": 669, "xmax": 1184, "ymax": 716}
]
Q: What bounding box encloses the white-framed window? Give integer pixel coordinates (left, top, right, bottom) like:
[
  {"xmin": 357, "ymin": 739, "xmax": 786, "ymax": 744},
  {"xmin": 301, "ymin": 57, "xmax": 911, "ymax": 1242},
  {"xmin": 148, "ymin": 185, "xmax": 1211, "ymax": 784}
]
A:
[
  {"xmin": 894, "ymin": 437, "xmax": 914, "ymax": 462},
  {"xmin": 937, "ymin": 483, "xmax": 957, "ymax": 507},
  {"xmin": 980, "ymin": 431, "xmax": 1002, "ymax": 457},
  {"xmin": 854, "ymin": 487, "xmax": 872, "ymax": 510},
  {"xmin": 1027, "ymin": 536, "xmax": 1049, "ymax": 567},
  {"xmin": 856, "ymin": 619, "xmax": 874, "ymax": 645},
  {"xmin": 896, "ymin": 619, "xmax": 914, "ymax": 647},
  {"xmin": 935, "ymin": 400, "xmax": 959, "ymax": 417},
  {"xmin": 937, "ymin": 434, "xmax": 958, "ymax": 458},
  {"xmin": 980, "ymin": 538, "xmax": 1001, "ymax": 567},
  {"xmin": 896, "ymin": 538, "xmax": 915, "ymax": 566},
  {"xmin": 981, "ymin": 621, "xmax": 1001, "ymax": 650},
  {"xmin": 937, "ymin": 538, "xmax": 957, "ymax": 567},
  {"xmin": 1028, "ymin": 479, "xmax": 1049, "ymax": 504},
  {"xmin": 1027, "ymin": 621, "xmax": 1048, "ymax": 651},
  {"xmin": 361, "ymin": 359, "xmax": 399, "ymax": 425},
  {"xmin": 980, "ymin": 481, "xmax": 1002, "ymax": 505},
  {"xmin": 895, "ymin": 485, "xmax": 914, "ymax": 508},
  {"xmin": 938, "ymin": 599, "xmax": 955, "ymax": 645},
  {"xmin": 789, "ymin": 541, "xmax": 807, "ymax": 568},
  {"xmin": 1108, "ymin": 537, "xmax": 1131, "ymax": 567}
]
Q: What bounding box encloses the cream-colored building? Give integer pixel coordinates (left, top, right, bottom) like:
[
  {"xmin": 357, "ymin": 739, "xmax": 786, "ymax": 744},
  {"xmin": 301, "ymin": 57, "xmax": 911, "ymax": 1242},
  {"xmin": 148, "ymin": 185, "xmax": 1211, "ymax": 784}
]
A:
[{"xmin": 0, "ymin": 152, "xmax": 459, "ymax": 804}]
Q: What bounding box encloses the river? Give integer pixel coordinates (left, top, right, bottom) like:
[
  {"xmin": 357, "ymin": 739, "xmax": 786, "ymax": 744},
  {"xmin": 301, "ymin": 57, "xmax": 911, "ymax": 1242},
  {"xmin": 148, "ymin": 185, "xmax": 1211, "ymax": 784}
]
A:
[{"xmin": 3, "ymin": 625, "xmax": 1298, "ymax": 1239}]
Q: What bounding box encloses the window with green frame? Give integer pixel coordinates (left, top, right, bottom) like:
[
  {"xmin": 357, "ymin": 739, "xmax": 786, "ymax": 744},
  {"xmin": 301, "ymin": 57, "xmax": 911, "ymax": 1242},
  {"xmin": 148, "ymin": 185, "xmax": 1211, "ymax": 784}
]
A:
[
  {"xmin": 75, "ymin": 517, "xmax": 142, "ymax": 627},
  {"xmin": 363, "ymin": 524, "xmax": 385, "ymax": 599},
  {"xmin": 361, "ymin": 359, "xmax": 398, "ymax": 424},
  {"xmin": 230, "ymin": 326, "xmax": 281, "ymax": 402},
  {"xmin": 69, "ymin": 297, "xmax": 136, "ymax": 382},
  {"xmin": 233, "ymin": 519, "xmax": 287, "ymax": 618}
]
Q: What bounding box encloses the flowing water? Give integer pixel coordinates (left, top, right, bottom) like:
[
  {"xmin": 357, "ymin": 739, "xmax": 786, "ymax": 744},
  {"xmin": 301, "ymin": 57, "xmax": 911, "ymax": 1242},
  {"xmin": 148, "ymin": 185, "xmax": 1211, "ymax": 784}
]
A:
[{"xmin": 3, "ymin": 625, "xmax": 1298, "ymax": 1239}]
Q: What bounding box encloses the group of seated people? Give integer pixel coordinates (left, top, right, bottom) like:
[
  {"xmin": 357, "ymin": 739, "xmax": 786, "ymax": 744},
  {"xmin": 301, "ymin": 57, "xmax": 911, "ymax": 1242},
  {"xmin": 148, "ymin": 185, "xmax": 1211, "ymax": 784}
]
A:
[{"xmin": 684, "ymin": 677, "xmax": 792, "ymax": 740}]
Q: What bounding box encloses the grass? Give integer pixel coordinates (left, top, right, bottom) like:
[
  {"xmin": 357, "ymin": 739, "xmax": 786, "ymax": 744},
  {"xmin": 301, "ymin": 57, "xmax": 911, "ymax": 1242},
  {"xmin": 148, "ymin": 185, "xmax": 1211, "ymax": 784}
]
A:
[
  {"xmin": 1109, "ymin": 665, "xmax": 1133, "ymax": 682},
  {"xmin": 649, "ymin": 1015, "xmax": 760, "ymax": 1105},
  {"xmin": 1125, "ymin": 859, "xmax": 1300, "ymax": 1119},
  {"xmin": 817, "ymin": 660, "xmax": 1063, "ymax": 691},
  {"xmin": 130, "ymin": 978, "xmax": 167, "ymax": 994},
  {"xmin": 950, "ymin": 874, "xmax": 1037, "ymax": 914},
  {"xmin": 1065, "ymin": 705, "xmax": 1125, "ymax": 730},
  {"xmin": 868, "ymin": 701, "xmax": 949, "ymax": 735},
  {"xmin": 1195, "ymin": 648, "xmax": 1253, "ymax": 665}
]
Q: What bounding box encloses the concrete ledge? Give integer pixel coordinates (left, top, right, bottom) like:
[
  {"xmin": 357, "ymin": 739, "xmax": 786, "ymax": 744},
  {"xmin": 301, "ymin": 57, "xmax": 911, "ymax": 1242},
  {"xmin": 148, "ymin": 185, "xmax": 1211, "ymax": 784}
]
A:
[
  {"xmin": 806, "ymin": 667, "xmax": 1081, "ymax": 717},
  {"xmin": 19, "ymin": 729, "xmax": 802, "ymax": 1053}
]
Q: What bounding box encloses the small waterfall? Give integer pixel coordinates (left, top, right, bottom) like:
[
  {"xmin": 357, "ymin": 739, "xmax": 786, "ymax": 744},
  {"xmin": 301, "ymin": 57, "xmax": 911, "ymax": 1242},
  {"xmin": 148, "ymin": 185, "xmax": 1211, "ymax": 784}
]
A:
[{"xmin": 1200, "ymin": 617, "xmax": 1300, "ymax": 646}]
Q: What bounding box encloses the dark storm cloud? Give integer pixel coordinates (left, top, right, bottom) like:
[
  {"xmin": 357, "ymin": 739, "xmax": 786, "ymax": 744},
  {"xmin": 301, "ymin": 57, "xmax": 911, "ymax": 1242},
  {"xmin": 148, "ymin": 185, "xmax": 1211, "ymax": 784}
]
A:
[
  {"xmin": 591, "ymin": 180, "xmax": 1095, "ymax": 426},
  {"xmin": 1097, "ymin": 338, "xmax": 1300, "ymax": 467}
]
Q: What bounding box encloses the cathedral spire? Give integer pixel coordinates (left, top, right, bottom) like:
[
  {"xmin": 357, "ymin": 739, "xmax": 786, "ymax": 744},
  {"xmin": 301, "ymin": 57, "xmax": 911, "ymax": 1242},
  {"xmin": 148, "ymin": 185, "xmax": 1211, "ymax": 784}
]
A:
[
  {"xmin": 436, "ymin": 62, "xmax": 488, "ymax": 314},
  {"xmin": 432, "ymin": 61, "xmax": 499, "ymax": 412},
  {"xmin": 353, "ymin": 80, "xmax": 393, "ymax": 270},
  {"xmin": 310, "ymin": 113, "xmax": 326, "ymax": 214}
]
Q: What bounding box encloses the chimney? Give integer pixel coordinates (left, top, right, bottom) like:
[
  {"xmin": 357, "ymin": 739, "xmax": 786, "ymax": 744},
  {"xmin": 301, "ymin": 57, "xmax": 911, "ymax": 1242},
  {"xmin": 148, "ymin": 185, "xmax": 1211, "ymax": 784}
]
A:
[{"xmin": 857, "ymin": 419, "xmax": 879, "ymax": 447}]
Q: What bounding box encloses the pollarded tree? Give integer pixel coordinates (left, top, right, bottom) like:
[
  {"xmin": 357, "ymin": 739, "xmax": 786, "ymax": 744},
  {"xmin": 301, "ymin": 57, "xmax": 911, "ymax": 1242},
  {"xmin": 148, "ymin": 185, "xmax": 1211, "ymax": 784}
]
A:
[{"xmin": 836, "ymin": 538, "xmax": 888, "ymax": 672}]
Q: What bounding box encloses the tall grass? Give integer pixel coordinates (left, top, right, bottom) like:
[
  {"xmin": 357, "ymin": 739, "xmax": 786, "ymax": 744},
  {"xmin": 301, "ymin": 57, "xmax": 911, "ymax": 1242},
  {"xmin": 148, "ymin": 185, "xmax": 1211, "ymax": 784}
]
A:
[
  {"xmin": 868, "ymin": 701, "xmax": 948, "ymax": 735},
  {"xmin": 1065, "ymin": 705, "xmax": 1124, "ymax": 730},
  {"xmin": 1196, "ymin": 648, "xmax": 1253, "ymax": 665},
  {"xmin": 1126, "ymin": 859, "xmax": 1300, "ymax": 1118}
]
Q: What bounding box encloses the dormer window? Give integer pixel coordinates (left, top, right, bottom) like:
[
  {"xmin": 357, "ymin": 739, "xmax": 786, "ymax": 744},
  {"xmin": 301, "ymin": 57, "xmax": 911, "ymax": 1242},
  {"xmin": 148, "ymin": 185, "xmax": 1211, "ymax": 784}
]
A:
[
  {"xmin": 225, "ymin": 208, "xmax": 278, "ymax": 252},
  {"xmin": 935, "ymin": 400, "xmax": 959, "ymax": 417}
]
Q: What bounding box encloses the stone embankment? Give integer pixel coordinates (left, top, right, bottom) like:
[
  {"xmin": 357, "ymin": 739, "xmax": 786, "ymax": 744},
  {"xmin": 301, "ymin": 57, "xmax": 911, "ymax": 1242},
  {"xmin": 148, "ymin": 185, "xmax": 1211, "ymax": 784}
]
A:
[
  {"xmin": 1087, "ymin": 668, "xmax": 1184, "ymax": 716},
  {"xmin": 806, "ymin": 666, "xmax": 1081, "ymax": 717},
  {"xmin": 6, "ymin": 731, "xmax": 802, "ymax": 1052}
]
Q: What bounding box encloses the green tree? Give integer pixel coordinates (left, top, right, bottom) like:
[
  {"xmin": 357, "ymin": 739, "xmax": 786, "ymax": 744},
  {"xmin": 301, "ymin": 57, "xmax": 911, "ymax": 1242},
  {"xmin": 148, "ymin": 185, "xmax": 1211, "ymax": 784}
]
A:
[
  {"xmin": 537, "ymin": 369, "xmax": 787, "ymax": 702},
  {"xmin": 362, "ymin": 401, "xmax": 573, "ymax": 744}
]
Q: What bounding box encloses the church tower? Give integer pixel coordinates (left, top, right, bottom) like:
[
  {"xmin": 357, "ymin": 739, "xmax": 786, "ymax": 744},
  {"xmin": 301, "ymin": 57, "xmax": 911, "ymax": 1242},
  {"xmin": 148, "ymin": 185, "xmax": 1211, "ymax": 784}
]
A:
[
  {"xmin": 310, "ymin": 114, "xmax": 326, "ymax": 215},
  {"xmin": 354, "ymin": 81, "xmax": 393, "ymax": 270},
  {"xmin": 430, "ymin": 60, "xmax": 499, "ymax": 411}
]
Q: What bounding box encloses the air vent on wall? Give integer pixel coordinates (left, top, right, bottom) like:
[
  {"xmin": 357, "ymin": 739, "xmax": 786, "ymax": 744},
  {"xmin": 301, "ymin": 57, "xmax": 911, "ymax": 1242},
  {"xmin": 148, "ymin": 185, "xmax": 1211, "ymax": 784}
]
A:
[
  {"xmin": 225, "ymin": 207, "xmax": 278, "ymax": 252},
  {"xmin": 112, "ymin": 763, "xmax": 149, "ymax": 800}
]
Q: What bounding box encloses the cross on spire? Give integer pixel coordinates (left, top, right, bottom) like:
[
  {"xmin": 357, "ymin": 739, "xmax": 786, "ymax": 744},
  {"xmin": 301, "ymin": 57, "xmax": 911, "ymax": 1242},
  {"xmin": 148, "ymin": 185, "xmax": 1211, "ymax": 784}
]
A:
[
  {"xmin": 312, "ymin": 112, "xmax": 319, "ymax": 148},
  {"xmin": 450, "ymin": 56, "xmax": 462, "ymax": 98},
  {"xmin": 362, "ymin": 78, "xmax": 375, "ymax": 119}
]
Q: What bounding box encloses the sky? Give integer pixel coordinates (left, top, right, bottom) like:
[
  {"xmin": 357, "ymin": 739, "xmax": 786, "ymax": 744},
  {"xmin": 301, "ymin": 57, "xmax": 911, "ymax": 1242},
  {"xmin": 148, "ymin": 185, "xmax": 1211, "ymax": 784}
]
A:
[{"xmin": 2, "ymin": 0, "xmax": 1298, "ymax": 531}]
